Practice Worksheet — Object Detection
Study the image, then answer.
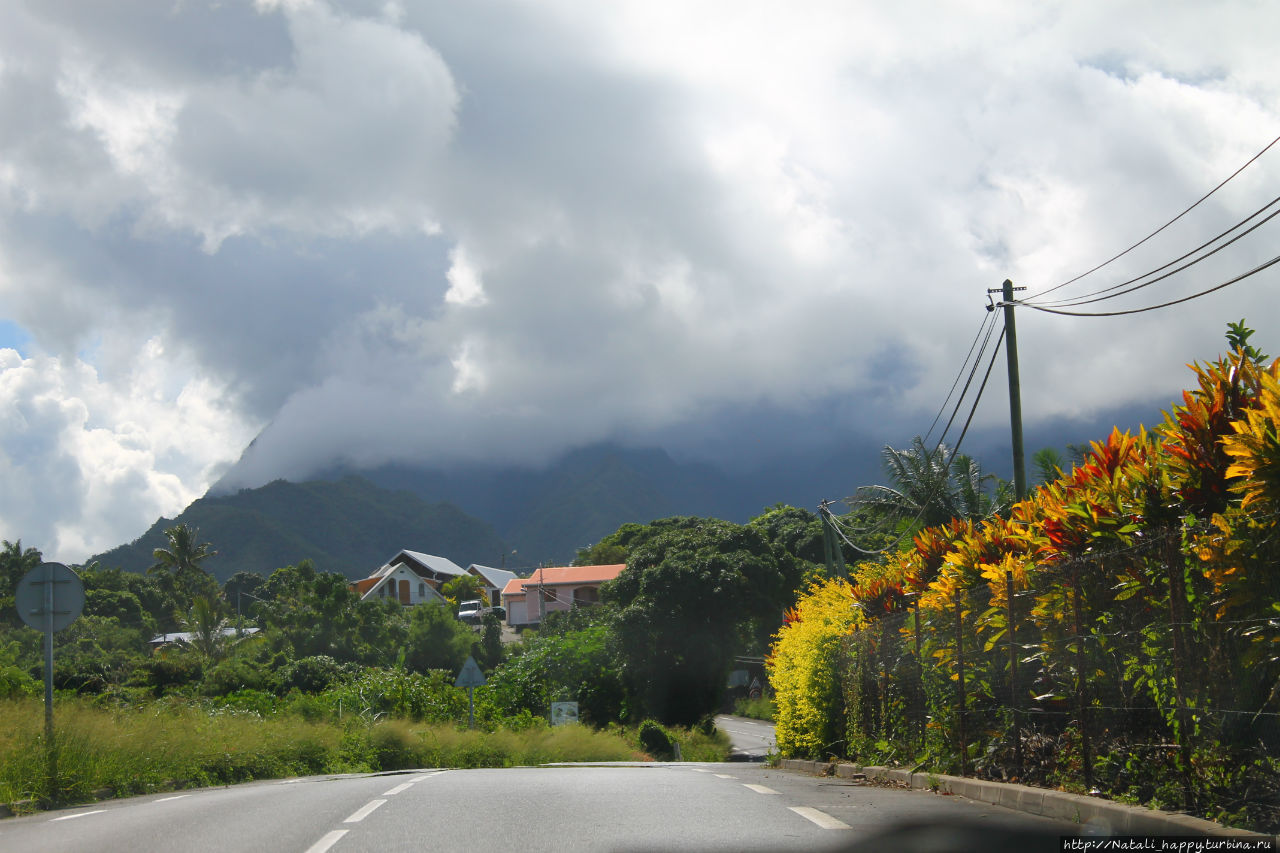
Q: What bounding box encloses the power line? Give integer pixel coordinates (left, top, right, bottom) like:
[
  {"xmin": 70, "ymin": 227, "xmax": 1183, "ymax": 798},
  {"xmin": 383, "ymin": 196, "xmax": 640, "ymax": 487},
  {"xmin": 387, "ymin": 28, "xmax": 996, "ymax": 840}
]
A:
[
  {"xmin": 923, "ymin": 312, "xmax": 999, "ymax": 446},
  {"xmin": 1025, "ymin": 131, "xmax": 1280, "ymax": 302},
  {"xmin": 828, "ymin": 326, "xmax": 1007, "ymax": 556},
  {"xmin": 1026, "ymin": 194, "xmax": 1280, "ymax": 308},
  {"xmin": 1012, "ymin": 251, "xmax": 1280, "ymax": 318}
]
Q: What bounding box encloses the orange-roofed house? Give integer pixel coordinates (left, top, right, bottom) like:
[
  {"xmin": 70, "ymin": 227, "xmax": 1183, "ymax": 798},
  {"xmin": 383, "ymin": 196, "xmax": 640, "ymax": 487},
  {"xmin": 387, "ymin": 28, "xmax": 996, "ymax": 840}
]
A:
[{"xmin": 501, "ymin": 564, "xmax": 625, "ymax": 628}]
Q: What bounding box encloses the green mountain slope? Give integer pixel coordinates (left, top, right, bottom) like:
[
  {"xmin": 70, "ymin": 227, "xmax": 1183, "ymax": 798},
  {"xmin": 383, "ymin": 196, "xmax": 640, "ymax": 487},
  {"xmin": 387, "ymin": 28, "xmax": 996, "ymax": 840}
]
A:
[{"xmin": 92, "ymin": 476, "xmax": 507, "ymax": 582}]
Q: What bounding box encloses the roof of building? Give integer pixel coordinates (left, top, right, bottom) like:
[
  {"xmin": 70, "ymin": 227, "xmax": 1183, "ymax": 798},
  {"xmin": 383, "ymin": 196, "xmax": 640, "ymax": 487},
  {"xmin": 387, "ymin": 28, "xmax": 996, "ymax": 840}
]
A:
[
  {"xmin": 502, "ymin": 564, "xmax": 625, "ymax": 595},
  {"xmin": 365, "ymin": 550, "xmax": 467, "ymax": 580},
  {"xmin": 468, "ymin": 564, "xmax": 517, "ymax": 590},
  {"xmin": 526, "ymin": 564, "xmax": 625, "ymax": 586},
  {"xmin": 149, "ymin": 627, "xmax": 259, "ymax": 645}
]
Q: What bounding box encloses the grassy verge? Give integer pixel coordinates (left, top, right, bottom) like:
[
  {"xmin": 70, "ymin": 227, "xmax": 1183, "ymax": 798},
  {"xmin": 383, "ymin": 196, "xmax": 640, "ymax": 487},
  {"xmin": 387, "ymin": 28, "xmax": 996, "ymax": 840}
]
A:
[
  {"xmin": 0, "ymin": 698, "xmax": 642, "ymax": 812},
  {"xmin": 732, "ymin": 696, "xmax": 775, "ymax": 722}
]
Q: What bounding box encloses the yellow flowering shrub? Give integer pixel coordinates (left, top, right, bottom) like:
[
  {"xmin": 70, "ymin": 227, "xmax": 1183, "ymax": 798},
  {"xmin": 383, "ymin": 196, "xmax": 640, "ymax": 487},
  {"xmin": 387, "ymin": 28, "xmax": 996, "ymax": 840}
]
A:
[{"xmin": 767, "ymin": 577, "xmax": 862, "ymax": 757}]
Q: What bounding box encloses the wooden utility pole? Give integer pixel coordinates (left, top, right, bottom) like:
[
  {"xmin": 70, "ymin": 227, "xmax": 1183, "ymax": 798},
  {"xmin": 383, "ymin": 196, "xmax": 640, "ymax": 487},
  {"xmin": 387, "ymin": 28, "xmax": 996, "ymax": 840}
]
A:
[{"xmin": 989, "ymin": 279, "xmax": 1028, "ymax": 501}]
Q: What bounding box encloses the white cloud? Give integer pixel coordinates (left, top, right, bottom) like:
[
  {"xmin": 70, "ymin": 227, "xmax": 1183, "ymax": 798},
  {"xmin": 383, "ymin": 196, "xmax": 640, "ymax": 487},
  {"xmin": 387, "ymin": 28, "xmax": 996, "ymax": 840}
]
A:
[
  {"xmin": 1, "ymin": 0, "xmax": 1279, "ymax": 555},
  {"xmin": 0, "ymin": 345, "xmax": 257, "ymax": 562}
]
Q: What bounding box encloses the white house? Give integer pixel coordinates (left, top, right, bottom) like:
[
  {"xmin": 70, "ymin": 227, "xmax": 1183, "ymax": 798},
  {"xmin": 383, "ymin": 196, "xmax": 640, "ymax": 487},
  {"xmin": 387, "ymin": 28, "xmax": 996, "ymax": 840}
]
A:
[{"xmin": 350, "ymin": 550, "xmax": 467, "ymax": 606}]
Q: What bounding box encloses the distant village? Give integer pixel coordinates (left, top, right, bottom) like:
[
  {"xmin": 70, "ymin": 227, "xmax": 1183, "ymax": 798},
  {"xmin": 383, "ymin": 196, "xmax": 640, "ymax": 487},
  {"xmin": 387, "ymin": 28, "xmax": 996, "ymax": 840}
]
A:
[{"xmin": 348, "ymin": 550, "xmax": 623, "ymax": 629}]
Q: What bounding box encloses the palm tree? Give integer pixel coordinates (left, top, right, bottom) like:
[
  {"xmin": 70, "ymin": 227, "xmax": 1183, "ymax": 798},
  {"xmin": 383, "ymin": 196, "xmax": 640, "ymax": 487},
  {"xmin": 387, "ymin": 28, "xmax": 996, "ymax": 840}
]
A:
[
  {"xmin": 179, "ymin": 594, "xmax": 230, "ymax": 661},
  {"xmin": 0, "ymin": 539, "xmax": 42, "ymax": 597},
  {"xmin": 150, "ymin": 524, "xmax": 218, "ymax": 612},
  {"xmin": 850, "ymin": 436, "xmax": 1002, "ymax": 531}
]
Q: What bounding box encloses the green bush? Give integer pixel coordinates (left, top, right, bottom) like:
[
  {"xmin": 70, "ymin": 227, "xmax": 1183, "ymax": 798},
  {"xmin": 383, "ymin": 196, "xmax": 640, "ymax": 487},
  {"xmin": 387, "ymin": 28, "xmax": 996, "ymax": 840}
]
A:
[
  {"xmin": 638, "ymin": 719, "xmax": 673, "ymax": 759},
  {"xmin": 0, "ymin": 664, "xmax": 37, "ymax": 699},
  {"xmin": 277, "ymin": 655, "xmax": 347, "ymax": 694},
  {"xmin": 201, "ymin": 658, "xmax": 274, "ymax": 697}
]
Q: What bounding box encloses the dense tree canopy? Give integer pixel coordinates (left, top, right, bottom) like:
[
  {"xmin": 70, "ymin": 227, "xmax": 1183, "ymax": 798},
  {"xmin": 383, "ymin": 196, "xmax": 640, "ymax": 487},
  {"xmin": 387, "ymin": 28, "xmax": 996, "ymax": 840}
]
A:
[{"xmin": 604, "ymin": 516, "xmax": 792, "ymax": 725}]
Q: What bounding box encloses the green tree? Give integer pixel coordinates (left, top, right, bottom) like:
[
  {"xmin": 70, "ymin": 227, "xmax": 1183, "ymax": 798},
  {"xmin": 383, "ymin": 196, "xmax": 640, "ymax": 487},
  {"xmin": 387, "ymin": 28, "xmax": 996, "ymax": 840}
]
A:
[
  {"xmin": 257, "ymin": 561, "xmax": 384, "ymax": 663},
  {"xmin": 0, "ymin": 540, "xmax": 42, "ymax": 629},
  {"xmin": 604, "ymin": 517, "xmax": 789, "ymax": 725},
  {"xmin": 403, "ymin": 602, "xmax": 475, "ymax": 673},
  {"xmin": 1032, "ymin": 447, "xmax": 1066, "ymax": 485},
  {"xmin": 440, "ymin": 574, "xmax": 483, "ymax": 608},
  {"xmin": 747, "ymin": 504, "xmax": 827, "ymax": 595},
  {"xmin": 573, "ymin": 523, "xmax": 650, "ymax": 566},
  {"xmin": 483, "ymin": 621, "xmax": 625, "ymax": 725},
  {"xmin": 179, "ymin": 594, "xmax": 231, "ymax": 661},
  {"xmin": 150, "ymin": 524, "xmax": 219, "ymax": 623},
  {"xmin": 223, "ymin": 570, "xmax": 267, "ymax": 619}
]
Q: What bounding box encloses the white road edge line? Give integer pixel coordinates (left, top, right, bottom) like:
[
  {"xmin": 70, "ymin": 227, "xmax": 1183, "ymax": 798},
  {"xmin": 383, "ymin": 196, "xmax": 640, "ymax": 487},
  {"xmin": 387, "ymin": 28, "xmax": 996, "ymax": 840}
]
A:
[
  {"xmin": 383, "ymin": 782, "xmax": 413, "ymax": 796},
  {"xmin": 743, "ymin": 784, "xmax": 779, "ymax": 794},
  {"xmin": 344, "ymin": 799, "xmax": 387, "ymax": 823},
  {"xmin": 788, "ymin": 806, "xmax": 852, "ymax": 830},
  {"xmin": 306, "ymin": 829, "xmax": 349, "ymax": 853},
  {"xmin": 155, "ymin": 795, "xmax": 191, "ymax": 802},
  {"xmin": 49, "ymin": 810, "xmax": 107, "ymax": 821}
]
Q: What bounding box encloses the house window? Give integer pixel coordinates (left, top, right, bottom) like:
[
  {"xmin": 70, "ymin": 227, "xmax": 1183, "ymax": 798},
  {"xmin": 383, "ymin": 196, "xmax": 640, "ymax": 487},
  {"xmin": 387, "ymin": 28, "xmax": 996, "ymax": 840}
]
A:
[
  {"xmin": 398, "ymin": 579, "xmax": 411, "ymax": 605},
  {"xmin": 542, "ymin": 588, "xmax": 556, "ymax": 602},
  {"xmin": 574, "ymin": 587, "xmax": 600, "ymax": 606},
  {"xmin": 419, "ymin": 583, "xmax": 426, "ymax": 598}
]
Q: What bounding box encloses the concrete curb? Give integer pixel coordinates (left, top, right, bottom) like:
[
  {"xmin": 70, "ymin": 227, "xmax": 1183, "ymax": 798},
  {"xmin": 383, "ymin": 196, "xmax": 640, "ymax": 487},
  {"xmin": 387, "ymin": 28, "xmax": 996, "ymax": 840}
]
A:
[{"xmin": 778, "ymin": 759, "xmax": 1263, "ymax": 837}]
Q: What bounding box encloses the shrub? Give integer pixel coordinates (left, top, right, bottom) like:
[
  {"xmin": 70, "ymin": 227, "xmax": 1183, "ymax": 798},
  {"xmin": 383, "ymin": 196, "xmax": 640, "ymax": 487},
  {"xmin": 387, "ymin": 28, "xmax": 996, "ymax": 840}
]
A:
[{"xmin": 638, "ymin": 719, "xmax": 674, "ymax": 759}]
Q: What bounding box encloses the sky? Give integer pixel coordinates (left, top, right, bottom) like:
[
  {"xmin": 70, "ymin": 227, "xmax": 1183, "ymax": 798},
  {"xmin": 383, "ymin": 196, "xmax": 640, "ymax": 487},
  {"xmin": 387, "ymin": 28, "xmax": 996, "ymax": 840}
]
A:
[{"xmin": 1, "ymin": 0, "xmax": 1278, "ymax": 563}]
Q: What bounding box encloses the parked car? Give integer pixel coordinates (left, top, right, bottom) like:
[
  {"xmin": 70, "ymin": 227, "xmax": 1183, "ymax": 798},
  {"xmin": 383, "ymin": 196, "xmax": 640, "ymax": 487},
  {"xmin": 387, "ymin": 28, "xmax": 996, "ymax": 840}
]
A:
[{"xmin": 457, "ymin": 599, "xmax": 487, "ymax": 624}]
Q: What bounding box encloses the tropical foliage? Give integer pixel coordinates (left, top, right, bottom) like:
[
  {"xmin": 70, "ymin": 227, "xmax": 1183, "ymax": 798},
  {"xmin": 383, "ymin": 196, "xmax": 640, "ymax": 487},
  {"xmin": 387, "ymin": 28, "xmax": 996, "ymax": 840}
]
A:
[{"xmin": 768, "ymin": 338, "xmax": 1280, "ymax": 831}]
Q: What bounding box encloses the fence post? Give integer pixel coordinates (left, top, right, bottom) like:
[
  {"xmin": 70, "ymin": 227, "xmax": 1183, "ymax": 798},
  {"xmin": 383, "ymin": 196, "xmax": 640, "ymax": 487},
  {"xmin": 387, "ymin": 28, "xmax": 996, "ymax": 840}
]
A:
[
  {"xmin": 1007, "ymin": 569, "xmax": 1021, "ymax": 779},
  {"xmin": 1165, "ymin": 531, "xmax": 1196, "ymax": 812},
  {"xmin": 1071, "ymin": 563, "xmax": 1092, "ymax": 790},
  {"xmin": 914, "ymin": 595, "xmax": 924, "ymax": 752},
  {"xmin": 955, "ymin": 592, "xmax": 968, "ymax": 777}
]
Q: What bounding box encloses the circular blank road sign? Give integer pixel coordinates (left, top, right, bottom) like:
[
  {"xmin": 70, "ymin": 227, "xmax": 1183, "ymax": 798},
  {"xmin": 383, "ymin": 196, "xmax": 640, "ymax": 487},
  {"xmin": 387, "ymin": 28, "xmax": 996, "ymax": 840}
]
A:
[{"xmin": 15, "ymin": 562, "xmax": 85, "ymax": 632}]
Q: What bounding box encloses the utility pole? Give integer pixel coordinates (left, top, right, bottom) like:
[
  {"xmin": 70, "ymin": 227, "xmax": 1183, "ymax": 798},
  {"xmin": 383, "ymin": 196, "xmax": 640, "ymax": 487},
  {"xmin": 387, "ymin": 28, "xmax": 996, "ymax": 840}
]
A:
[{"xmin": 989, "ymin": 279, "xmax": 1028, "ymax": 501}]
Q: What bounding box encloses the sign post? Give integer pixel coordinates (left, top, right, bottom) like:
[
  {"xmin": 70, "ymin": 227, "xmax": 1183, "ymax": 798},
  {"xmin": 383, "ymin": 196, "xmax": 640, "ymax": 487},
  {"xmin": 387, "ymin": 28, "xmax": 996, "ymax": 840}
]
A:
[
  {"xmin": 454, "ymin": 656, "xmax": 487, "ymax": 729},
  {"xmin": 15, "ymin": 562, "xmax": 85, "ymax": 802}
]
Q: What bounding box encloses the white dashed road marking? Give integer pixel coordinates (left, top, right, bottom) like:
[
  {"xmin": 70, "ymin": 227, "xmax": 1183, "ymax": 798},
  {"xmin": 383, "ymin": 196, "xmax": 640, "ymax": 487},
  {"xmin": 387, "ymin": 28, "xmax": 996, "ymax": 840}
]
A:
[
  {"xmin": 715, "ymin": 774, "xmax": 736, "ymax": 779},
  {"xmin": 382, "ymin": 782, "xmax": 413, "ymax": 796},
  {"xmin": 305, "ymin": 829, "xmax": 349, "ymax": 853},
  {"xmin": 743, "ymin": 784, "xmax": 779, "ymax": 795},
  {"xmin": 789, "ymin": 806, "xmax": 851, "ymax": 830},
  {"xmin": 344, "ymin": 799, "xmax": 387, "ymax": 823},
  {"xmin": 49, "ymin": 810, "xmax": 106, "ymax": 822}
]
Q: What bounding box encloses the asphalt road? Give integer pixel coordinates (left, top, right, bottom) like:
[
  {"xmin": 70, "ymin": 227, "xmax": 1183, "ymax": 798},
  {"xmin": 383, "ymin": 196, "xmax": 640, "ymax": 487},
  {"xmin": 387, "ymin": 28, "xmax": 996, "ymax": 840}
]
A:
[
  {"xmin": 714, "ymin": 713, "xmax": 777, "ymax": 760},
  {"xmin": 0, "ymin": 760, "xmax": 1077, "ymax": 853}
]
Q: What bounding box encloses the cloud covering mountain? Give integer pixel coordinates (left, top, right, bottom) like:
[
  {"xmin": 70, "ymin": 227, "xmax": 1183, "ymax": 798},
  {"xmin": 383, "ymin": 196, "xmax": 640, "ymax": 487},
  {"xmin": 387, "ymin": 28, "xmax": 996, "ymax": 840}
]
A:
[{"xmin": 1, "ymin": 0, "xmax": 1278, "ymax": 562}]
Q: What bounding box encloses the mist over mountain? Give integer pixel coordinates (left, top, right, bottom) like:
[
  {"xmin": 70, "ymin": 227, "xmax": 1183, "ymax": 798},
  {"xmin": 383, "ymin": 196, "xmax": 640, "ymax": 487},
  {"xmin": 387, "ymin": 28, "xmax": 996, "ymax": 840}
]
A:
[
  {"xmin": 92, "ymin": 389, "xmax": 1169, "ymax": 580},
  {"xmin": 93, "ymin": 476, "xmax": 507, "ymax": 582}
]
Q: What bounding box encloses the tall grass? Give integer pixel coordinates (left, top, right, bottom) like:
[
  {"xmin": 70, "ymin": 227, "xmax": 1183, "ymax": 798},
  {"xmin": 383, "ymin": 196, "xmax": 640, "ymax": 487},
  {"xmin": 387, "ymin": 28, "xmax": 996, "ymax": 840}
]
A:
[{"xmin": 0, "ymin": 698, "xmax": 642, "ymax": 812}]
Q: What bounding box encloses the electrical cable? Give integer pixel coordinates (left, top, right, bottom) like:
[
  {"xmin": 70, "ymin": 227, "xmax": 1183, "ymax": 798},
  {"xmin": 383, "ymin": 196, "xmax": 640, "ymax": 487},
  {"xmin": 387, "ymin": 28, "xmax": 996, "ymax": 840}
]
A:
[
  {"xmin": 1027, "ymin": 194, "xmax": 1280, "ymax": 308},
  {"xmin": 1024, "ymin": 131, "xmax": 1280, "ymax": 302},
  {"xmin": 923, "ymin": 311, "xmax": 998, "ymax": 446},
  {"xmin": 1012, "ymin": 251, "xmax": 1280, "ymax": 318},
  {"xmin": 827, "ymin": 327, "xmax": 1007, "ymax": 556}
]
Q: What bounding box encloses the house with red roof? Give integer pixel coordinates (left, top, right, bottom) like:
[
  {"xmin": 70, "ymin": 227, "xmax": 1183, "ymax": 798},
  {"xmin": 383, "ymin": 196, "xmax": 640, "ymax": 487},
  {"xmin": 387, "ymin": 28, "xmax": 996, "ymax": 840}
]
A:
[{"xmin": 501, "ymin": 564, "xmax": 625, "ymax": 627}]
